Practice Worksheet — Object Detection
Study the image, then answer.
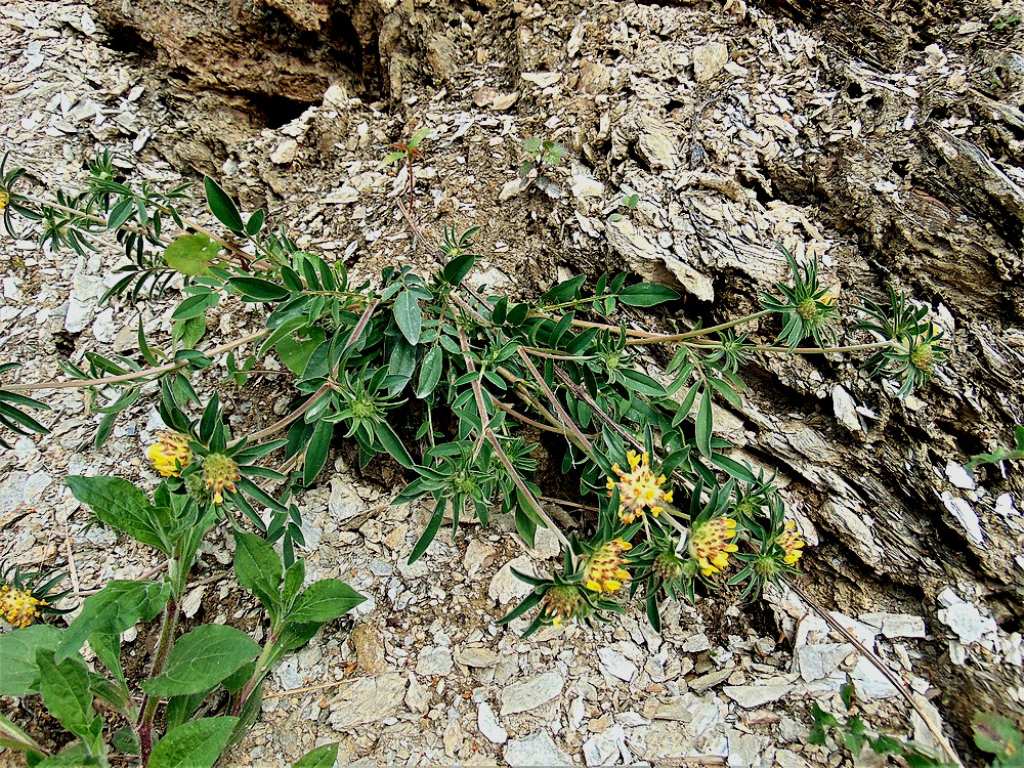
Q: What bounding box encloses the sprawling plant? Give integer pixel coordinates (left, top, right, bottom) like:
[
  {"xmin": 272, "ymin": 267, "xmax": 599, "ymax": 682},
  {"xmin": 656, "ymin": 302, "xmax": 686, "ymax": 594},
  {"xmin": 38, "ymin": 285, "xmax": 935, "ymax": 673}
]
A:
[{"xmin": 0, "ymin": 149, "xmax": 955, "ymax": 764}]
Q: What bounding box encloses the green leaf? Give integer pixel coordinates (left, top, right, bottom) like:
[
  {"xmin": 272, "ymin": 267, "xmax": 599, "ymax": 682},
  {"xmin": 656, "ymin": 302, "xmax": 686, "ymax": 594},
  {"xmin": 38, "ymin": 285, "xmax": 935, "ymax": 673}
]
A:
[
  {"xmin": 227, "ymin": 277, "xmax": 290, "ymax": 303},
  {"xmin": 0, "ymin": 625, "xmax": 62, "ymax": 695},
  {"xmin": 293, "ymin": 744, "xmax": 339, "ymax": 768},
  {"xmin": 163, "ymin": 234, "xmax": 220, "ymax": 276},
  {"xmin": 373, "ymin": 421, "xmax": 414, "ymax": 469},
  {"xmin": 37, "ymin": 651, "xmax": 95, "ymax": 738},
  {"xmin": 143, "ymin": 625, "xmax": 260, "ymax": 698},
  {"xmin": 619, "ymin": 368, "xmax": 666, "ymax": 397},
  {"xmin": 233, "ymin": 531, "xmax": 282, "ymax": 616},
  {"xmin": 696, "ymin": 388, "xmax": 713, "ymax": 458},
  {"xmin": 56, "ymin": 581, "xmax": 170, "ymax": 662},
  {"xmin": 0, "ymin": 711, "xmax": 46, "ymax": 756},
  {"xmin": 148, "ymin": 716, "xmax": 239, "ymax": 768},
  {"xmin": 415, "ymin": 346, "xmax": 443, "ymax": 398},
  {"xmin": 619, "ymin": 282, "xmax": 679, "ymax": 307},
  {"xmin": 65, "ymin": 475, "xmax": 167, "ymax": 553},
  {"xmin": 204, "ymin": 176, "xmax": 244, "ymax": 234},
  {"xmin": 303, "ymin": 420, "xmax": 333, "ymax": 487},
  {"xmin": 973, "ymin": 711, "xmax": 1024, "ymax": 760},
  {"xmin": 393, "ymin": 289, "xmax": 422, "ymax": 345},
  {"xmin": 287, "ymin": 580, "xmax": 365, "ymax": 624},
  {"xmin": 171, "ymin": 291, "xmax": 219, "ymax": 322},
  {"xmin": 408, "ymin": 498, "xmax": 446, "ymax": 564},
  {"xmin": 276, "ymin": 331, "xmax": 325, "ymax": 375},
  {"xmin": 442, "ymin": 254, "xmax": 475, "ymax": 284}
]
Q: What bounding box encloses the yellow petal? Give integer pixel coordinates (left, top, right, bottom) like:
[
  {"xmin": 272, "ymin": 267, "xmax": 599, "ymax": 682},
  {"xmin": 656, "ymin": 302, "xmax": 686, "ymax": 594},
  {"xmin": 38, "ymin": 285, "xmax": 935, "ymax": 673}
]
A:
[{"xmin": 585, "ymin": 580, "xmax": 603, "ymax": 592}]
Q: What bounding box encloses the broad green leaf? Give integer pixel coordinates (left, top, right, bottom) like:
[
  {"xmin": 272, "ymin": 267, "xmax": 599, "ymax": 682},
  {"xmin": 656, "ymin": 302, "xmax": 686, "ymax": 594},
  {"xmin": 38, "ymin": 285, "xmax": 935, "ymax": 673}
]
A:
[
  {"xmin": 293, "ymin": 743, "xmax": 339, "ymax": 768},
  {"xmin": 148, "ymin": 716, "xmax": 239, "ymax": 768},
  {"xmin": 163, "ymin": 234, "xmax": 220, "ymax": 276},
  {"xmin": 66, "ymin": 475, "xmax": 166, "ymax": 553},
  {"xmin": 37, "ymin": 651, "xmax": 95, "ymax": 738},
  {"xmin": 227, "ymin": 277, "xmax": 290, "ymax": 303},
  {"xmin": 415, "ymin": 345, "xmax": 443, "ymax": 398},
  {"xmin": 442, "ymin": 254, "xmax": 475, "ymax": 284},
  {"xmin": 619, "ymin": 282, "xmax": 679, "ymax": 307},
  {"xmin": 393, "ymin": 289, "xmax": 422, "ymax": 345},
  {"xmin": 973, "ymin": 711, "xmax": 1024, "ymax": 760},
  {"xmin": 57, "ymin": 581, "xmax": 170, "ymax": 662},
  {"xmin": 171, "ymin": 291, "xmax": 219, "ymax": 322},
  {"xmin": 276, "ymin": 331, "xmax": 325, "ymax": 375},
  {"xmin": 204, "ymin": 176, "xmax": 244, "ymax": 234},
  {"xmin": 143, "ymin": 625, "xmax": 260, "ymax": 698},
  {"xmin": 233, "ymin": 531, "xmax": 282, "ymax": 615},
  {"xmin": 696, "ymin": 388, "xmax": 713, "ymax": 459},
  {"xmin": 0, "ymin": 624, "xmax": 62, "ymax": 695},
  {"xmin": 287, "ymin": 580, "xmax": 365, "ymax": 624}
]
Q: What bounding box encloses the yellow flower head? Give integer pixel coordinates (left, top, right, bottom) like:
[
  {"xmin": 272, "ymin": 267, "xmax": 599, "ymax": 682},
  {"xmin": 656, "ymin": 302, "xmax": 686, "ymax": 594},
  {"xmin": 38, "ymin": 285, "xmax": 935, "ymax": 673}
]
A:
[
  {"xmin": 777, "ymin": 519, "xmax": 805, "ymax": 565},
  {"xmin": 147, "ymin": 431, "xmax": 193, "ymax": 478},
  {"xmin": 583, "ymin": 538, "xmax": 632, "ymax": 593},
  {"xmin": 0, "ymin": 189, "xmax": 9, "ymax": 212},
  {"xmin": 542, "ymin": 585, "xmax": 584, "ymax": 627},
  {"xmin": 202, "ymin": 453, "xmax": 239, "ymax": 504},
  {"xmin": 0, "ymin": 584, "xmax": 45, "ymax": 629},
  {"xmin": 689, "ymin": 517, "xmax": 739, "ymax": 577},
  {"xmin": 606, "ymin": 451, "xmax": 673, "ymax": 524}
]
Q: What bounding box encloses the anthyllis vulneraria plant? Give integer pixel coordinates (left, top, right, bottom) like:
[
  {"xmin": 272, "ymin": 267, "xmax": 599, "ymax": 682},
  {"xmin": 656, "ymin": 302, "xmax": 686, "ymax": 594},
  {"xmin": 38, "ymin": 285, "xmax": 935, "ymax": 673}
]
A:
[{"xmin": 0, "ymin": 147, "xmax": 956, "ymax": 763}]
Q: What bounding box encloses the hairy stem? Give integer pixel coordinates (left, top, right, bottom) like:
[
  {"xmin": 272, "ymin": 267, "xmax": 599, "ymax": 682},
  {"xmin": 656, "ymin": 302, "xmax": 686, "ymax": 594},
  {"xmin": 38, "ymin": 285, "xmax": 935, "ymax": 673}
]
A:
[{"xmin": 137, "ymin": 596, "xmax": 179, "ymax": 763}]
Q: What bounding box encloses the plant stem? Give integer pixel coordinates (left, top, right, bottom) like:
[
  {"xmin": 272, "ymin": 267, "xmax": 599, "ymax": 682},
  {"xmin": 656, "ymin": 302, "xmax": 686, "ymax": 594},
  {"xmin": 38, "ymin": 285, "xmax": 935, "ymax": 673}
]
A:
[
  {"xmin": 684, "ymin": 339, "xmax": 893, "ymax": 355},
  {"xmin": 5, "ymin": 330, "xmax": 267, "ymax": 392},
  {"xmin": 622, "ymin": 310, "xmax": 773, "ymax": 345},
  {"xmin": 137, "ymin": 596, "xmax": 179, "ymax": 764}
]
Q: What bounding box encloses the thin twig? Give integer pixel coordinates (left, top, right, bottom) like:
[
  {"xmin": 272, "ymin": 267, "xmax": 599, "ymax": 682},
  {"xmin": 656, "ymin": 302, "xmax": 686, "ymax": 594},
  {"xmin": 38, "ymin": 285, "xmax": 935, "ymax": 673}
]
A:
[
  {"xmin": 784, "ymin": 579, "xmax": 964, "ymax": 768},
  {"xmin": 6, "ymin": 330, "xmax": 267, "ymax": 392}
]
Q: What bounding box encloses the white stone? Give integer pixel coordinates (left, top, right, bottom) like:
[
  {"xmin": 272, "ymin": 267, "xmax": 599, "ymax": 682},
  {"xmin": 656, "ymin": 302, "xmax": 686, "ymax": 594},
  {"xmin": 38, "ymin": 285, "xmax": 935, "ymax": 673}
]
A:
[
  {"xmin": 328, "ymin": 478, "xmax": 363, "ymax": 522},
  {"xmin": 499, "ymin": 177, "xmax": 525, "ymax": 201},
  {"xmin": 415, "ymin": 646, "xmax": 453, "ymax": 676},
  {"xmin": 583, "ymin": 724, "xmax": 629, "ymax": 767},
  {"xmin": 463, "ymin": 538, "xmax": 494, "ymax": 578},
  {"xmin": 727, "ymin": 729, "xmax": 766, "ymax": 767},
  {"xmin": 937, "ymin": 598, "xmax": 997, "ymax": 644},
  {"xmin": 860, "ymin": 612, "xmax": 927, "ymax": 639},
  {"xmin": 693, "ymin": 42, "xmax": 729, "ymax": 82},
  {"xmin": 456, "ymin": 646, "xmax": 500, "ymax": 668},
  {"xmin": 478, "ymin": 701, "xmax": 507, "ymax": 744},
  {"xmin": 270, "ymin": 138, "xmax": 299, "ymax": 164},
  {"xmin": 571, "ymin": 170, "xmax": 605, "ymax": 199},
  {"xmin": 323, "ymin": 185, "xmax": 359, "ymax": 204},
  {"xmin": 500, "ymin": 671, "xmax": 564, "ymax": 715},
  {"xmin": 945, "ymin": 460, "xmax": 975, "ymax": 490},
  {"xmin": 796, "ymin": 643, "xmax": 853, "ymax": 682},
  {"xmin": 832, "ymin": 386, "xmax": 861, "ymax": 432},
  {"xmin": 637, "ymin": 122, "xmax": 678, "ymax": 170},
  {"xmin": 488, "ymin": 556, "xmax": 535, "ymax": 605},
  {"xmin": 504, "ymin": 732, "xmax": 571, "ymax": 767},
  {"xmin": 850, "ymin": 658, "xmax": 898, "ymax": 700},
  {"xmin": 940, "ymin": 492, "xmax": 984, "ymax": 544},
  {"xmin": 598, "ymin": 646, "xmax": 638, "ymax": 682},
  {"xmin": 327, "ymin": 673, "xmax": 406, "ymax": 728},
  {"xmin": 722, "ymin": 683, "xmax": 792, "ymax": 708}
]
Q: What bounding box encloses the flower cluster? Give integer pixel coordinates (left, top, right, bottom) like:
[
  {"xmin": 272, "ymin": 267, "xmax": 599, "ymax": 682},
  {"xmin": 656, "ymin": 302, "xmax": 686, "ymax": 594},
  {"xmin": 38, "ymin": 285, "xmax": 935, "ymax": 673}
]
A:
[
  {"xmin": 689, "ymin": 517, "xmax": 739, "ymax": 577},
  {"xmin": 582, "ymin": 538, "xmax": 632, "ymax": 593},
  {"xmin": 540, "ymin": 585, "xmax": 586, "ymax": 627},
  {"xmin": 777, "ymin": 519, "xmax": 805, "ymax": 565},
  {"xmin": 0, "ymin": 188, "xmax": 8, "ymax": 212},
  {"xmin": 146, "ymin": 431, "xmax": 192, "ymax": 478},
  {"xmin": 0, "ymin": 584, "xmax": 45, "ymax": 628},
  {"xmin": 607, "ymin": 451, "xmax": 673, "ymax": 524},
  {"xmin": 202, "ymin": 453, "xmax": 239, "ymax": 504}
]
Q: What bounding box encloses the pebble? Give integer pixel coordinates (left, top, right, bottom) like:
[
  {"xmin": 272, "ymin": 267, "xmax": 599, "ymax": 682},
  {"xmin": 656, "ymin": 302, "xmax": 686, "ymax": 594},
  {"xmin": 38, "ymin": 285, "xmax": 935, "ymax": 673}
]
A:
[
  {"xmin": 477, "ymin": 701, "xmax": 507, "ymax": 745},
  {"xmin": 504, "ymin": 732, "xmax": 572, "ymax": 768},
  {"xmin": 499, "ymin": 671, "xmax": 565, "ymax": 715}
]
